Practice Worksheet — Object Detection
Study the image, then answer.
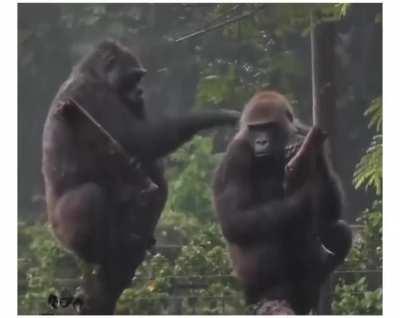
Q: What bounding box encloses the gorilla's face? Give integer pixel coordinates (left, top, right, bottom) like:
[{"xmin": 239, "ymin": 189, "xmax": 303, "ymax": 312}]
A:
[
  {"xmin": 247, "ymin": 121, "xmax": 307, "ymax": 174},
  {"xmin": 118, "ymin": 66, "xmax": 146, "ymax": 105},
  {"xmin": 106, "ymin": 54, "xmax": 147, "ymax": 117},
  {"xmin": 247, "ymin": 122, "xmax": 290, "ymax": 159}
]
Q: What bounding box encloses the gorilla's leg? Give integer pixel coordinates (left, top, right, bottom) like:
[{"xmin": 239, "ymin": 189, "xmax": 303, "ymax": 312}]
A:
[
  {"xmin": 51, "ymin": 183, "xmax": 109, "ymax": 263},
  {"xmin": 79, "ymin": 253, "xmax": 145, "ymax": 315},
  {"xmin": 52, "ymin": 183, "xmax": 147, "ymax": 314}
]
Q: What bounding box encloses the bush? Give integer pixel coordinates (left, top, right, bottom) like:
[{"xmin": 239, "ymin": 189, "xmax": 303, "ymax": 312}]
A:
[
  {"xmin": 18, "ymin": 221, "xmax": 80, "ymax": 314},
  {"xmin": 332, "ymin": 96, "xmax": 382, "ymax": 314}
]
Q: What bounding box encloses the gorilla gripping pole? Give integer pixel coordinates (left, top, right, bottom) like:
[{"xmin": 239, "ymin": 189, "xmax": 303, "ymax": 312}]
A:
[{"xmin": 284, "ymin": 12, "xmax": 327, "ymax": 181}]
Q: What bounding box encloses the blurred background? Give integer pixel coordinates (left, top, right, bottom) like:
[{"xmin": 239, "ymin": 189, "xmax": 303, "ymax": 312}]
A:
[{"xmin": 18, "ymin": 3, "xmax": 382, "ymax": 315}]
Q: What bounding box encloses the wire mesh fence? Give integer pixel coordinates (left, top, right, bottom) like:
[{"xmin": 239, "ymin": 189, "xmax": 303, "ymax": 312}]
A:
[
  {"xmin": 18, "ymin": 226, "xmax": 382, "ymax": 315},
  {"xmin": 18, "ymin": 251, "xmax": 382, "ymax": 315}
]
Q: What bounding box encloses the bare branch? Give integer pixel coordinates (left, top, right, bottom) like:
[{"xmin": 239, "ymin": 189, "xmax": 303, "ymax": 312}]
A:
[{"xmin": 175, "ymin": 4, "xmax": 267, "ymax": 43}]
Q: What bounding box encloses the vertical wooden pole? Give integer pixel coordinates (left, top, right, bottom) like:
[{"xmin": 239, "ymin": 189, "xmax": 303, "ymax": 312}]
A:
[
  {"xmin": 313, "ymin": 20, "xmax": 338, "ymax": 163},
  {"xmin": 310, "ymin": 13, "xmax": 338, "ymax": 315}
]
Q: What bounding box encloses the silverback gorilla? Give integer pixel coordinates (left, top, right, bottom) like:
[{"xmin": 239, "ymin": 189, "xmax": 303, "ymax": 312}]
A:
[
  {"xmin": 213, "ymin": 91, "xmax": 352, "ymax": 314},
  {"xmin": 42, "ymin": 40, "xmax": 239, "ymax": 314}
]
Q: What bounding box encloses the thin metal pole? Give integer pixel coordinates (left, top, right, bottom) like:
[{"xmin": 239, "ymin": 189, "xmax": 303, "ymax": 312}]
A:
[
  {"xmin": 68, "ymin": 98, "xmax": 138, "ymax": 166},
  {"xmin": 67, "ymin": 97, "xmax": 158, "ymax": 191},
  {"xmin": 310, "ymin": 12, "xmax": 319, "ymax": 126}
]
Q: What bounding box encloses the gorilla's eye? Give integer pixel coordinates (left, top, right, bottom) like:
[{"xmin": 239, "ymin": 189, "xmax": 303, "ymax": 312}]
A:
[
  {"xmin": 126, "ymin": 68, "xmax": 147, "ymax": 84},
  {"xmin": 125, "ymin": 72, "xmax": 141, "ymax": 84},
  {"xmin": 118, "ymin": 69, "xmax": 145, "ymax": 93}
]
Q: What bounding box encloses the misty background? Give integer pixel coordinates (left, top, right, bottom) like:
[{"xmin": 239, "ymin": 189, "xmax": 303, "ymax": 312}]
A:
[
  {"xmin": 18, "ymin": 3, "xmax": 381, "ymax": 222},
  {"xmin": 18, "ymin": 3, "xmax": 382, "ymax": 315}
]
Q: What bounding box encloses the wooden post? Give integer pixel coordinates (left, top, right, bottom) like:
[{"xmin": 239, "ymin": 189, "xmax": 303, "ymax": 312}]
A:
[{"xmin": 310, "ymin": 15, "xmax": 338, "ymax": 315}]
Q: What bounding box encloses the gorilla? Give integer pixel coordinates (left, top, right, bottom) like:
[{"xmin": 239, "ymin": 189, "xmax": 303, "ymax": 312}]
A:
[
  {"xmin": 213, "ymin": 91, "xmax": 352, "ymax": 314},
  {"xmin": 42, "ymin": 40, "xmax": 239, "ymax": 314}
]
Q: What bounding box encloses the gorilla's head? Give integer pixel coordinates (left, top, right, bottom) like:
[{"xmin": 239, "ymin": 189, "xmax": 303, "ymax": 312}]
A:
[
  {"xmin": 240, "ymin": 91, "xmax": 300, "ymax": 163},
  {"xmin": 79, "ymin": 40, "xmax": 147, "ymax": 118}
]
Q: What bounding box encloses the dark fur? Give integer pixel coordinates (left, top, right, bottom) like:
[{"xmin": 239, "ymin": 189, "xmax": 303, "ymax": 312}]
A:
[
  {"xmin": 42, "ymin": 40, "xmax": 238, "ymax": 313},
  {"xmin": 213, "ymin": 91, "xmax": 352, "ymax": 314}
]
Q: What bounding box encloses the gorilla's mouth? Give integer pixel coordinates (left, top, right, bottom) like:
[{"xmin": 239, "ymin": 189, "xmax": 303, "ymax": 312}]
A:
[
  {"xmin": 126, "ymin": 87, "xmax": 144, "ymax": 103},
  {"xmin": 255, "ymin": 150, "xmax": 271, "ymax": 157}
]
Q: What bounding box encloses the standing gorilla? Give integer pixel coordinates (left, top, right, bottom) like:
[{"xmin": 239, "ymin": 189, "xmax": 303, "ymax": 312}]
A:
[
  {"xmin": 42, "ymin": 40, "xmax": 239, "ymax": 314},
  {"xmin": 213, "ymin": 91, "xmax": 352, "ymax": 314}
]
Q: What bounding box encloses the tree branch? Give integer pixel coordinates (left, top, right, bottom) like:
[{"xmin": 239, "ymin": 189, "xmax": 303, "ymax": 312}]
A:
[{"xmin": 174, "ymin": 4, "xmax": 267, "ymax": 43}]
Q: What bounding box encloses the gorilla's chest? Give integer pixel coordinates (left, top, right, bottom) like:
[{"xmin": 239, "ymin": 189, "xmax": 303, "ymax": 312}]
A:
[
  {"xmin": 250, "ymin": 164, "xmax": 285, "ymax": 203},
  {"xmin": 253, "ymin": 177, "xmax": 285, "ymax": 202}
]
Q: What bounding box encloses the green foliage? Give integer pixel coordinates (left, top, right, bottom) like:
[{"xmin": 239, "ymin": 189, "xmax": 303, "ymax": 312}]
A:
[
  {"xmin": 333, "ymin": 277, "xmax": 382, "ymax": 315},
  {"xmin": 197, "ymin": 66, "xmax": 241, "ymax": 107},
  {"xmin": 166, "ymin": 136, "xmax": 218, "ymax": 219},
  {"xmin": 332, "ymin": 96, "xmax": 382, "ymax": 315},
  {"xmin": 346, "ymin": 201, "xmax": 382, "ymax": 271},
  {"xmin": 268, "ymin": 50, "xmax": 305, "ymax": 78},
  {"xmin": 365, "ymin": 96, "xmax": 382, "ymax": 132},
  {"xmin": 353, "ymin": 135, "xmax": 382, "ymax": 195},
  {"xmin": 195, "ymin": 63, "xmax": 253, "ymax": 112},
  {"xmin": 332, "ymin": 200, "xmax": 382, "ymax": 315},
  {"xmin": 332, "ymin": 202, "xmax": 382, "ymax": 315},
  {"xmin": 116, "ymin": 212, "xmax": 247, "ymax": 314},
  {"xmin": 18, "ymin": 221, "xmax": 80, "ymax": 314},
  {"xmin": 353, "ymin": 97, "xmax": 382, "ymax": 194},
  {"xmin": 194, "ymin": 3, "xmax": 353, "ymax": 119},
  {"xmin": 334, "ymin": 3, "xmax": 351, "ymax": 19}
]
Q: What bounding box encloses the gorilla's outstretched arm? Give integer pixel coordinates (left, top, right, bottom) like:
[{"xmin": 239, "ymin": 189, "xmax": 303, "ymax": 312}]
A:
[
  {"xmin": 56, "ymin": 79, "xmax": 239, "ymax": 162},
  {"xmin": 131, "ymin": 110, "xmax": 239, "ymax": 160}
]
